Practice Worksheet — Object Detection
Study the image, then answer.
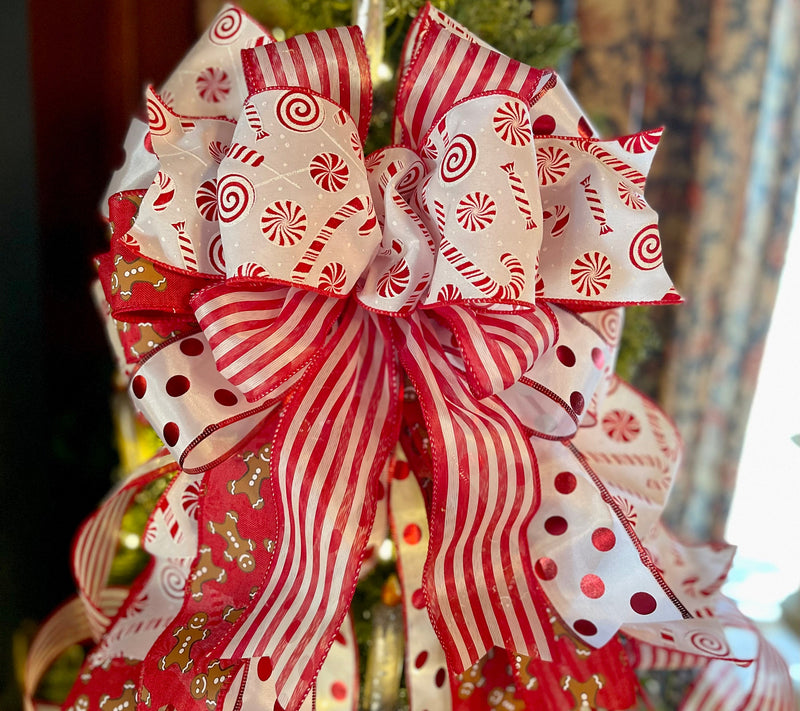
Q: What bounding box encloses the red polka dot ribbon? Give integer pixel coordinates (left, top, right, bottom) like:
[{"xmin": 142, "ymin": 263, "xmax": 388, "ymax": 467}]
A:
[{"xmin": 35, "ymin": 5, "xmax": 793, "ymax": 711}]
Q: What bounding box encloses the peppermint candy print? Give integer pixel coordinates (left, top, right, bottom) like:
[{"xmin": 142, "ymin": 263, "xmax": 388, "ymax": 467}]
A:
[
  {"xmin": 618, "ymin": 129, "xmax": 660, "ymax": 154},
  {"xmin": 492, "ymin": 101, "xmax": 532, "ymax": 146},
  {"xmin": 543, "ymin": 204, "xmax": 570, "ymax": 239},
  {"xmin": 208, "ymin": 233, "xmax": 226, "ymax": 275},
  {"xmin": 235, "ymin": 262, "xmax": 269, "ymax": 279},
  {"xmin": 276, "ymin": 90, "xmax": 324, "ymax": 132},
  {"xmin": 226, "ymin": 142, "xmax": 265, "ymax": 168},
  {"xmin": 599, "ymin": 310, "xmax": 622, "ymax": 344},
  {"xmin": 581, "ymin": 175, "xmax": 612, "ymax": 235},
  {"xmin": 195, "ymin": 179, "xmax": 219, "ymax": 221},
  {"xmin": 601, "ymin": 410, "xmax": 641, "ymax": 442},
  {"xmin": 217, "ymin": 174, "xmax": 255, "ymax": 224},
  {"xmin": 208, "ymin": 6, "xmax": 244, "ymax": 44},
  {"xmin": 536, "ymin": 145, "xmax": 571, "ymax": 185},
  {"xmin": 173, "ymin": 222, "xmax": 198, "ymax": 272},
  {"xmin": 395, "ymin": 160, "xmax": 425, "ymax": 197},
  {"xmin": 629, "ymin": 224, "xmax": 663, "ymax": 270},
  {"xmin": 617, "ymin": 181, "xmax": 646, "ymax": 210},
  {"xmin": 501, "ymin": 162, "xmax": 537, "ymax": 229},
  {"xmin": 376, "ymin": 260, "xmax": 411, "ymax": 298},
  {"xmin": 152, "ymin": 172, "xmax": 175, "ymax": 211},
  {"xmin": 570, "ymin": 251, "xmax": 612, "ymax": 297},
  {"xmin": 195, "ymin": 67, "xmax": 231, "ymax": 103},
  {"xmin": 260, "ymin": 201, "xmax": 307, "ymax": 246},
  {"xmin": 309, "ymin": 152, "xmax": 350, "ymax": 192},
  {"xmin": 436, "ymin": 283, "xmax": 462, "ymax": 302},
  {"xmin": 245, "ymin": 102, "xmax": 269, "ymax": 140},
  {"xmin": 456, "ymin": 192, "xmax": 496, "ymax": 231},
  {"xmin": 440, "ymin": 134, "xmax": 477, "ymax": 183},
  {"xmin": 319, "ymin": 262, "xmax": 347, "ymax": 293},
  {"xmin": 688, "ymin": 630, "xmax": 731, "ymax": 657},
  {"xmin": 208, "ymin": 141, "xmax": 229, "ymax": 163},
  {"xmin": 159, "ymin": 564, "xmax": 187, "ymax": 601}
]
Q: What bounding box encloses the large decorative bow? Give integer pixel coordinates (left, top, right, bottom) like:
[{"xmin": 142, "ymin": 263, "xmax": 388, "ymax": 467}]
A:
[{"xmin": 38, "ymin": 5, "xmax": 793, "ymax": 711}]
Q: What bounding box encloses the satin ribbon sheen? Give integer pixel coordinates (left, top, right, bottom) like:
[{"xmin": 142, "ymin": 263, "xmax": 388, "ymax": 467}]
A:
[{"xmin": 45, "ymin": 4, "xmax": 791, "ymax": 711}]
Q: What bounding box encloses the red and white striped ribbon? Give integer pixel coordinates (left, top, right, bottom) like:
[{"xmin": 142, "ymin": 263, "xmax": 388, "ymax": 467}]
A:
[
  {"xmin": 221, "ymin": 301, "xmax": 399, "ymax": 710},
  {"xmin": 397, "ymin": 311, "xmax": 553, "ymax": 671}
]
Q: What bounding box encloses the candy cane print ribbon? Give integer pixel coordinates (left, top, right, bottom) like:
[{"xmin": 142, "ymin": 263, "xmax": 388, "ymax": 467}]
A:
[{"xmin": 76, "ymin": 5, "xmax": 687, "ymax": 711}]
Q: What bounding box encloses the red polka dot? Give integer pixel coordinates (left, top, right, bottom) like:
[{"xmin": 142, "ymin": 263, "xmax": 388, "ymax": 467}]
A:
[
  {"xmin": 544, "ymin": 516, "xmax": 568, "ymax": 535},
  {"xmin": 132, "ymin": 374, "xmax": 147, "ymax": 398},
  {"xmin": 591, "ymin": 347, "xmax": 605, "ymax": 368},
  {"xmin": 411, "ymin": 588, "xmax": 425, "ymax": 609},
  {"xmin": 554, "ymin": 471, "xmax": 577, "ymax": 494},
  {"xmin": 534, "ymin": 557, "xmax": 558, "ymax": 581},
  {"xmin": 578, "ymin": 116, "xmax": 594, "ymax": 138},
  {"xmin": 570, "ymin": 391, "xmax": 585, "ymax": 414},
  {"xmin": 335, "ymin": 631, "xmax": 346, "ymax": 645},
  {"xmin": 393, "ymin": 461, "xmax": 411, "ymax": 480},
  {"xmin": 257, "ymin": 656, "xmax": 273, "ymax": 681},
  {"xmin": 580, "ymin": 574, "xmax": 605, "ymax": 599},
  {"xmin": 163, "ymin": 422, "xmax": 180, "ymax": 446},
  {"xmin": 415, "ymin": 651, "xmax": 428, "ymax": 668},
  {"xmin": 662, "ymin": 290, "xmax": 682, "ymax": 303},
  {"xmin": 375, "ymin": 480, "xmax": 386, "ymax": 500},
  {"xmin": 435, "ymin": 667, "xmax": 447, "ymax": 688},
  {"xmin": 166, "ymin": 375, "xmax": 190, "ymax": 397},
  {"xmin": 573, "ymin": 619, "xmax": 598, "ymax": 636},
  {"xmin": 214, "ymin": 388, "xmax": 238, "ymax": 406},
  {"xmin": 556, "ymin": 345, "xmax": 576, "ymax": 367},
  {"xmin": 403, "ymin": 523, "xmax": 422, "ymax": 545},
  {"xmin": 144, "ymin": 132, "xmax": 154, "ymax": 153},
  {"xmin": 630, "ymin": 592, "xmax": 657, "ymax": 615},
  {"xmin": 331, "ymin": 681, "xmax": 347, "ymax": 700},
  {"xmin": 533, "ymin": 114, "xmax": 556, "ymax": 135},
  {"xmin": 180, "ymin": 337, "xmax": 205, "ymax": 356},
  {"xmin": 591, "ymin": 527, "xmax": 616, "ymax": 551}
]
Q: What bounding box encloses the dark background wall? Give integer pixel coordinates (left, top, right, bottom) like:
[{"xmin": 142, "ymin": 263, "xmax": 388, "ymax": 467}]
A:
[{"xmin": 0, "ymin": 2, "xmax": 195, "ymax": 707}]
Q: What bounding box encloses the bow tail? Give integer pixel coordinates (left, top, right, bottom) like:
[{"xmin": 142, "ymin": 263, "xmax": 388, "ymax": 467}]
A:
[
  {"xmin": 217, "ymin": 300, "xmax": 401, "ymax": 711},
  {"xmin": 395, "ymin": 312, "xmax": 553, "ymax": 672}
]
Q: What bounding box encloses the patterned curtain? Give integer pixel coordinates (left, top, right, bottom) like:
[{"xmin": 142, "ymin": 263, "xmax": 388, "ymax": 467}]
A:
[{"xmin": 567, "ymin": 0, "xmax": 800, "ymax": 540}]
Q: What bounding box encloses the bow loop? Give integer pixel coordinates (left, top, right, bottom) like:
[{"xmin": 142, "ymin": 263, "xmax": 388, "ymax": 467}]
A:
[{"xmin": 191, "ymin": 283, "xmax": 346, "ymax": 402}]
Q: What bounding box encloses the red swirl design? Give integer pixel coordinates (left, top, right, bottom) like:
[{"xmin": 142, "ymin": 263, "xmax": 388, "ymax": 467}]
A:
[
  {"xmin": 153, "ymin": 172, "xmax": 175, "ymax": 212},
  {"xmin": 208, "ymin": 7, "xmax": 243, "ymax": 44},
  {"xmin": 195, "ymin": 67, "xmax": 231, "ymax": 103},
  {"xmin": 599, "ymin": 310, "xmax": 622, "ymax": 344},
  {"xmin": 146, "ymin": 95, "xmax": 170, "ymax": 136},
  {"xmin": 309, "ymin": 153, "xmax": 350, "ymax": 192},
  {"xmin": 276, "ymin": 91, "xmax": 324, "ymax": 132},
  {"xmin": 689, "ymin": 630, "xmax": 730, "ymax": 657},
  {"xmin": 195, "ymin": 179, "xmax": 219, "ymax": 221},
  {"xmin": 570, "ymin": 251, "xmax": 612, "ymax": 296},
  {"xmin": 260, "ymin": 200, "xmax": 307, "ymax": 246},
  {"xmin": 395, "ymin": 160, "xmax": 425, "ymax": 197},
  {"xmin": 629, "ymin": 224, "xmax": 662, "ymax": 271},
  {"xmin": 492, "ymin": 101, "xmax": 532, "ymax": 146},
  {"xmin": 601, "ymin": 410, "xmax": 641, "ymax": 442},
  {"xmin": 456, "ymin": 192, "xmax": 497, "ymax": 232},
  {"xmin": 536, "ymin": 145, "xmax": 571, "ymax": 185},
  {"xmin": 319, "ymin": 262, "xmax": 347, "ymax": 293},
  {"xmin": 208, "ymin": 233, "xmax": 226, "ymax": 275},
  {"xmin": 440, "ymin": 134, "xmax": 477, "ymax": 184},
  {"xmin": 617, "ymin": 181, "xmax": 646, "ymax": 210},
  {"xmin": 217, "ymin": 174, "xmax": 255, "ymax": 224}
]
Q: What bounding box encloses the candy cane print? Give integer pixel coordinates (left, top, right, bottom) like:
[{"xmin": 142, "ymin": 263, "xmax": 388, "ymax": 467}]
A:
[
  {"xmin": 291, "ymin": 195, "xmax": 376, "ymax": 280},
  {"xmin": 439, "ymin": 237, "xmax": 525, "ymax": 299},
  {"xmin": 581, "ymin": 175, "xmax": 612, "ymax": 236},
  {"xmin": 500, "ymin": 162, "xmax": 537, "ymax": 229},
  {"xmin": 578, "ymin": 140, "xmax": 645, "ymax": 189}
]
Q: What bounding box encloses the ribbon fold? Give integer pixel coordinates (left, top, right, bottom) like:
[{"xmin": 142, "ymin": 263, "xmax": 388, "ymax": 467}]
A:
[{"xmin": 32, "ymin": 4, "xmax": 792, "ymax": 711}]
